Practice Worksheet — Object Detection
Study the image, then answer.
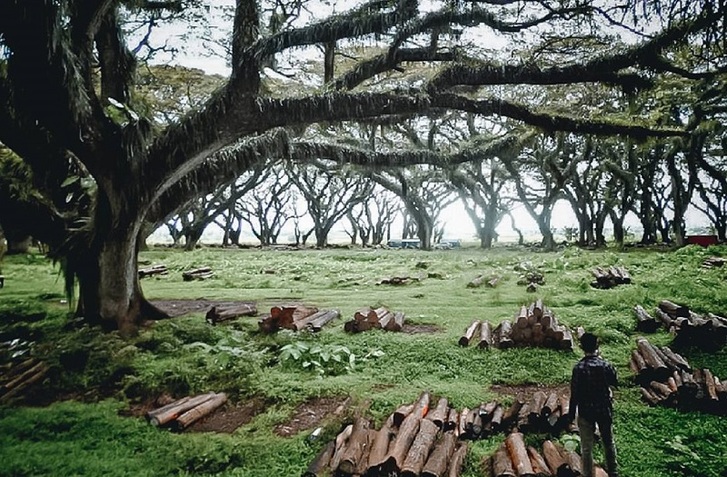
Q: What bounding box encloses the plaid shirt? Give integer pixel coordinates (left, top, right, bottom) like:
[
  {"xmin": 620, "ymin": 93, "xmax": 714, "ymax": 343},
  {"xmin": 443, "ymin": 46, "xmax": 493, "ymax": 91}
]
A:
[{"xmin": 569, "ymin": 353, "xmax": 617, "ymax": 422}]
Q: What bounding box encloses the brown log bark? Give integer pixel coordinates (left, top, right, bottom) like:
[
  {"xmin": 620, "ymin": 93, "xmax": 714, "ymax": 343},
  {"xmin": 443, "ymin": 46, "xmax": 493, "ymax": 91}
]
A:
[
  {"xmin": 401, "ymin": 418, "xmax": 440, "ymax": 476},
  {"xmin": 527, "ymin": 446, "xmax": 551, "ymax": 477},
  {"xmin": 146, "ymin": 396, "xmax": 191, "ymax": 421},
  {"xmin": 385, "ymin": 311, "xmax": 406, "ymax": 332},
  {"xmin": 543, "ymin": 392, "xmax": 559, "ymax": 417},
  {"xmin": 149, "ymin": 392, "xmax": 217, "ymax": 427},
  {"xmin": 468, "ymin": 408, "xmax": 483, "ymax": 437},
  {"xmin": 354, "ymin": 307, "xmax": 373, "ymax": 322},
  {"xmin": 394, "ymin": 403, "xmax": 415, "ymax": 427},
  {"xmin": 634, "ymin": 305, "xmax": 660, "ymax": 333},
  {"xmin": 445, "ymin": 408, "xmax": 459, "ymax": 432},
  {"xmin": 493, "ymin": 443, "xmax": 517, "ymax": 477},
  {"xmin": 498, "ymin": 320, "xmax": 514, "ymax": 348},
  {"xmin": 206, "ymin": 303, "xmax": 257, "ymax": 324},
  {"xmin": 506, "ymin": 432, "xmax": 535, "ymax": 477},
  {"xmin": 337, "ymin": 417, "xmax": 371, "ymax": 474},
  {"xmin": 703, "ymin": 368, "xmax": 719, "ymax": 402},
  {"xmin": 1, "ymin": 361, "xmax": 48, "ymax": 393},
  {"xmin": 305, "ymin": 309, "xmax": 341, "ymax": 332},
  {"xmin": 630, "ymin": 350, "xmax": 648, "ymax": 377},
  {"xmin": 561, "ymin": 448, "xmax": 581, "ymax": 476},
  {"xmin": 421, "ymin": 430, "xmax": 457, "ymax": 477},
  {"xmin": 383, "ymin": 412, "xmax": 422, "ymax": 474},
  {"xmin": 557, "ymin": 396, "xmax": 571, "ymax": 429},
  {"xmin": 502, "ymin": 399, "xmax": 524, "ymax": 428},
  {"xmin": 490, "ymin": 404, "xmax": 505, "ymax": 430},
  {"xmin": 303, "ymin": 440, "xmax": 335, "ymax": 477},
  {"xmin": 640, "ymin": 386, "xmax": 660, "ymax": 405},
  {"xmin": 459, "ymin": 320, "xmax": 481, "ymax": 347},
  {"xmin": 542, "ymin": 440, "xmax": 571, "ymax": 477},
  {"xmin": 595, "ymin": 466, "xmax": 609, "ymax": 477},
  {"xmin": 559, "ymin": 328, "xmax": 573, "ymax": 350},
  {"xmin": 479, "ymin": 321, "xmax": 494, "ymax": 349},
  {"xmin": 367, "ymin": 415, "xmax": 395, "ymax": 473},
  {"xmin": 330, "ymin": 424, "xmax": 353, "ymax": 471},
  {"xmin": 654, "ymin": 309, "xmax": 675, "ymax": 328},
  {"xmin": 354, "ymin": 429, "xmax": 377, "ymax": 475},
  {"xmin": 529, "ymin": 391, "xmax": 547, "ymax": 422},
  {"xmin": 636, "ymin": 338, "xmax": 668, "ymax": 377},
  {"xmin": 649, "ymin": 380, "xmax": 674, "ymax": 402},
  {"xmin": 447, "ymin": 443, "xmax": 468, "ymax": 477},
  {"xmin": 516, "ymin": 305, "xmax": 529, "ymax": 328},
  {"xmin": 457, "ymin": 407, "xmax": 469, "ymax": 437},
  {"xmin": 426, "ymin": 397, "xmax": 449, "ymax": 429},
  {"xmin": 175, "ymin": 392, "xmax": 228, "ymax": 430},
  {"xmin": 660, "ymin": 346, "xmax": 691, "ymax": 371},
  {"xmin": 659, "ymin": 300, "xmax": 690, "ymax": 318}
]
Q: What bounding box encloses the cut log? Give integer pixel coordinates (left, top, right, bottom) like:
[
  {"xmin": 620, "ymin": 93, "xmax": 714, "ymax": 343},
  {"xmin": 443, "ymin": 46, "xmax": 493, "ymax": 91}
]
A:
[
  {"xmin": 561, "ymin": 448, "xmax": 582, "ymax": 477},
  {"xmin": 529, "ymin": 391, "xmax": 547, "ymax": 422},
  {"xmin": 383, "ymin": 412, "xmax": 422, "ymax": 474},
  {"xmin": 367, "ymin": 415, "xmax": 395, "ymax": 473},
  {"xmin": 426, "ymin": 397, "xmax": 449, "ymax": 429},
  {"xmin": 543, "ymin": 392, "xmax": 559, "ymax": 417},
  {"xmin": 498, "ymin": 320, "xmax": 514, "ymax": 349},
  {"xmin": 303, "ymin": 441, "xmax": 335, "ymax": 477},
  {"xmin": 459, "ymin": 320, "xmax": 481, "ymax": 347},
  {"xmin": 630, "ymin": 350, "xmax": 648, "ymax": 378},
  {"xmin": 502, "ymin": 399, "xmax": 524, "ymax": 429},
  {"xmin": 447, "ymin": 443, "xmax": 468, "ymax": 477},
  {"xmin": 1, "ymin": 361, "xmax": 48, "ymax": 394},
  {"xmin": 146, "ymin": 396, "xmax": 191, "ymax": 421},
  {"xmin": 527, "ymin": 446, "xmax": 551, "ymax": 477},
  {"xmin": 654, "ymin": 309, "xmax": 675, "ymax": 328},
  {"xmin": 182, "ymin": 266, "xmax": 213, "ymax": 281},
  {"xmin": 468, "ymin": 274, "xmax": 485, "ymax": 288},
  {"xmin": 206, "ymin": 303, "xmax": 257, "ymax": 324},
  {"xmin": 0, "ymin": 362, "xmax": 48, "ymax": 402},
  {"xmin": 660, "ymin": 346, "xmax": 691, "ymax": 371},
  {"xmin": 542, "ymin": 440, "xmax": 571, "ymax": 477},
  {"xmin": 703, "ymin": 368, "xmax": 719, "ymax": 402},
  {"xmin": 330, "ymin": 424, "xmax": 353, "ymax": 471},
  {"xmin": 457, "ymin": 407, "xmax": 469, "ymax": 437},
  {"xmin": 516, "ymin": 305, "xmax": 530, "ymax": 328},
  {"xmin": 487, "ymin": 277, "xmax": 501, "ymax": 288},
  {"xmin": 138, "ymin": 264, "xmax": 168, "ymax": 278},
  {"xmin": 354, "ymin": 429, "xmax": 376, "ymax": 475},
  {"xmin": 385, "ymin": 311, "xmax": 406, "ymax": 332},
  {"xmin": 478, "ymin": 321, "xmax": 494, "ymax": 349},
  {"xmin": 493, "ymin": 443, "xmax": 517, "ymax": 477},
  {"xmin": 636, "ymin": 338, "xmax": 668, "ymax": 377},
  {"xmin": 634, "ymin": 305, "xmax": 660, "ymax": 333},
  {"xmin": 401, "ymin": 418, "xmax": 440, "ymax": 476},
  {"xmin": 505, "ymin": 432, "xmax": 535, "ymax": 476},
  {"xmin": 490, "ymin": 404, "xmax": 505, "ymax": 430},
  {"xmin": 291, "ymin": 309, "xmax": 331, "ymax": 331},
  {"xmin": 445, "ymin": 408, "xmax": 459, "ymax": 432},
  {"xmin": 640, "ymin": 386, "xmax": 660, "ymax": 405},
  {"xmin": 337, "ymin": 417, "xmax": 371, "ymax": 474},
  {"xmin": 149, "ymin": 392, "xmax": 217, "ymax": 427},
  {"xmin": 659, "ymin": 300, "xmax": 690, "ymax": 318},
  {"xmin": 421, "ymin": 430, "xmax": 457, "ymax": 477},
  {"xmin": 394, "ymin": 403, "xmax": 415, "ymax": 427},
  {"xmin": 175, "ymin": 392, "xmax": 228, "ymax": 430},
  {"xmin": 305, "ymin": 309, "xmax": 341, "ymax": 332}
]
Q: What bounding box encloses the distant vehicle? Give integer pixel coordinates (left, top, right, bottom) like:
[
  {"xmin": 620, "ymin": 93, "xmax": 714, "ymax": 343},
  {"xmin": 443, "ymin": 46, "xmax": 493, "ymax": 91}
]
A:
[
  {"xmin": 435, "ymin": 238, "xmax": 462, "ymax": 249},
  {"xmin": 387, "ymin": 238, "xmax": 421, "ymax": 249}
]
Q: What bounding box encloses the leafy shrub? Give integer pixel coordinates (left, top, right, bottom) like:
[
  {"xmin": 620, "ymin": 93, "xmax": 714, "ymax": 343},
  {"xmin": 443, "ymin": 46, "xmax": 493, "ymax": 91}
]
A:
[{"xmin": 278, "ymin": 341, "xmax": 383, "ymax": 377}]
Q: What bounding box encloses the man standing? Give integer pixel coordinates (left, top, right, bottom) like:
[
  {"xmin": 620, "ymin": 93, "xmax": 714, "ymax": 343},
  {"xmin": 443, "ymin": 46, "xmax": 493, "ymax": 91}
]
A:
[{"xmin": 568, "ymin": 332, "xmax": 619, "ymax": 477}]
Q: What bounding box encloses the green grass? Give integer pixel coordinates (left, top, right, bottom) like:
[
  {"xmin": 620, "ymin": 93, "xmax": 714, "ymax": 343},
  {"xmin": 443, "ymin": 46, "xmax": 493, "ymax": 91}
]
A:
[{"xmin": 1, "ymin": 244, "xmax": 727, "ymax": 476}]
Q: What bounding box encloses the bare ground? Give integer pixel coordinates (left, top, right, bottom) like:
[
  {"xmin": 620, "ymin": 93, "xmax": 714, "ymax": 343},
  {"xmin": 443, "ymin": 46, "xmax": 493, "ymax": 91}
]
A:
[{"xmin": 274, "ymin": 395, "xmax": 351, "ymax": 437}]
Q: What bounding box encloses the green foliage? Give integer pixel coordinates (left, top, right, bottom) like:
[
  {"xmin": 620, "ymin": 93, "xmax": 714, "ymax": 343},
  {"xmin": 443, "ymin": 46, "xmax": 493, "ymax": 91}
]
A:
[{"xmin": 279, "ymin": 340, "xmax": 384, "ymax": 376}]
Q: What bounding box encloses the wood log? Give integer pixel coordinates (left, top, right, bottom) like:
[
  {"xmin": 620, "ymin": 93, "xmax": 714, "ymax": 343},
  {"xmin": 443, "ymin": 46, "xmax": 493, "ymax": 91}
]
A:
[
  {"xmin": 542, "ymin": 440, "xmax": 571, "ymax": 477},
  {"xmin": 516, "ymin": 403, "xmax": 531, "ymax": 430},
  {"xmin": 703, "ymin": 368, "xmax": 719, "ymax": 402},
  {"xmin": 467, "ymin": 274, "xmax": 485, "ymax": 288},
  {"xmin": 426, "ymin": 398, "xmax": 449, "ymax": 429},
  {"xmin": 502, "ymin": 399, "xmax": 524, "ymax": 428},
  {"xmin": 636, "ymin": 338, "xmax": 668, "ymax": 377},
  {"xmin": 659, "ymin": 300, "xmax": 690, "ymax": 318},
  {"xmin": 493, "ymin": 443, "xmax": 517, "ymax": 477},
  {"xmin": 138, "ymin": 264, "xmax": 168, "ymax": 278},
  {"xmin": 457, "ymin": 407, "xmax": 469, "ymax": 437},
  {"xmin": 445, "ymin": 408, "xmax": 459, "ymax": 432},
  {"xmin": 182, "ymin": 266, "xmax": 213, "ymax": 281},
  {"xmin": 630, "ymin": 349, "xmax": 648, "ymax": 378},
  {"xmin": 543, "ymin": 392, "xmax": 559, "ymax": 417},
  {"xmin": 149, "ymin": 392, "xmax": 217, "ymax": 427},
  {"xmin": 306, "ymin": 309, "xmax": 341, "ymax": 332},
  {"xmin": 291, "ymin": 309, "xmax": 330, "ymax": 331},
  {"xmin": 459, "ymin": 320, "xmax": 481, "ymax": 347},
  {"xmin": 330, "ymin": 424, "xmax": 353, "ymax": 472},
  {"xmin": 487, "ymin": 277, "xmax": 501, "ymax": 288},
  {"xmin": 206, "ymin": 303, "xmax": 257, "ymax": 324},
  {"xmin": 660, "ymin": 346, "xmax": 691, "ymax": 371},
  {"xmin": 490, "ymin": 404, "xmax": 505, "ymax": 430},
  {"xmin": 447, "ymin": 443, "xmax": 468, "ymax": 477},
  {"xmin": 303, "ymin": 441, "xmax": 335, "ymax": 477},
  {"xmin": 529, "ymin": 391, "xmax": 547, "ymax": 423},
  {"xmin": 413, "ymin": 391, "xmax": 432, "ymax": 418},
  {"xmin": 1, "ymin": 361, "xmax": 48, "ymax": 394},
  {"xmin": 367, "ymin": 415, "xmax": 395, "ymax": 473},
  {"xmin": 498, "ymin": 320, "xmax": 514, "ymax": 348},
  {"xmin": 506, "ymin": 432, "xmax": 535, "ymax": 476},
  {"xmin": 557, "ymin": 396, "xmax": 571, "ymax": 429},
  {"xmin": 634, "ymin": 305, "xmax": 660, "ymax": 333},
  {"xmin": 401, "ymin": 418, "xmax": 440, "ymax": 476},
  {"xmin": 516, "ymin": 305, "xmax": 530, "ymax": 328},
  {"xmin": 595, "ymin": 467, "xmax": 609, "ymax": 477},
  {"xmin": 478, "ymin": 321, "xmax": 494, "ymax": 349},
  {"xmin": 654, "ymin": 308, "xmax": 674, "ymax": 329},
  {"xmin": 394, "ymin": 403, "xmax": 415, "ymax": 427},
  {"xmin": 468, "ymin": 408, "xmax": 483, "ymax": 437},
  {"xmin": 383, "ymin": 412, "xmax": 422, "ymax": 474},
  {"xmin": 175, "ymin": 392, "xmax": 228, "ymax": 430},
  {"xmin": 649, "ymin": 381, "xmax": 675, "ymax": 403},
  {"xmin": 561, "ymin": 448, "xmax": 582, "ymax": 477},
  {"xmin": 527, "ymin": 446, "xmax": 551, "ymax": 477},
  {"xmin": 559, "ymin": 328, "xmax": 573, "ymax": 350},
  {"xmin": 146, "ymin": 396, "xmax": 191, "ymax": 421},
  {"xmin": 354, "ymin": 307, "xmax": 373, "ymax": 322},
  {"xmin": 0, "ymin": 363, "xmax": 48, "ymax": 402},
  {"xmin": 368, "ymin": 307, "xmax": 390, "ymax": 327},
  {"xmin": 421, "ymin": 430, "xmax": 457, "ymax": 477},
  {"xmin": 533, "ymin": 299, "xmax": 544, "ymax": 320},
  {"xmin": 355, "ymin": 429, "xmax": 376, "ymax": 475},
  {"xmin": 385, "ymin": 311, "xmax": 406, "ymax": 332},
  {"xmin": 640, "ymin": 386, "xmax": 660, "ymax": 405},
  {"xmin": 337, "ymin": 417, "xmax": 371, "ymax": 474}
]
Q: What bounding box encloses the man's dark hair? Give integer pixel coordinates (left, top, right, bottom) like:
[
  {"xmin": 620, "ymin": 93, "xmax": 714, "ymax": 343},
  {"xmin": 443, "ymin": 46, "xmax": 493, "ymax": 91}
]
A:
[{"xmin": 579, "ymin": 332, "xmax": 598, "ymax": 353}]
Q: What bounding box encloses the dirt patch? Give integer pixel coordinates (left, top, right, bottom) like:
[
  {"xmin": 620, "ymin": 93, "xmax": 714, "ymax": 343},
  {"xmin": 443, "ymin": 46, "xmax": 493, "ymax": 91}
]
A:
[
  {"xmin": 187, "ymin": 398, "xmax": 266, "ymax": 433},
  {"xmin": 402, "ymin": 323, "xmax": 441, "ymax": 334},
  {"xmin": 490, "ymin": 383, "xmax": 570, "ymax": 402},
  {"xmin": 274, "ymin": 395, "xmax": 351, "ymax": 437},
  {"xmin": 151, "ymin": 299, "xmax": 257, "ymax": 318}
]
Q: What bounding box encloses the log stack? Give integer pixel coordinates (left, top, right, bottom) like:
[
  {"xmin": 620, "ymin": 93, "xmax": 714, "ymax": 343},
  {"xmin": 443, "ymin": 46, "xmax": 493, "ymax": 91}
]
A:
[
  {"xmin": 138, "ymin": 264, "xmax": 168, "ymax": 279},
  {"xmin": 702, "ymin": 256, "xmax": 726, "ymax": 268},
  {"xmin": 146, "ymin": 392, "xmax": 228, "ymax": 430},
  {"xmin": 632, "ymin": 338, "xmax": 727, "ymax": 414},
  {"xmin": 487, "ymin": 436, "xmax": 609, "ymax": 477},
  {"xmin": 206, "ymin": 303, "xmax": 257, "ymax": 325},
  {"xmin": 458, "ymin": 303, "xmax": 575, "ymax": 351},
  {"xmin": 182, "ymin": 266, "xmax": 214, "ymax": 281},
  {"xmin": 590, "ymin": 266, "xmax": 631, "ymax": 289},
  {"xmin": 0, "ymin": 357, "xmax": 49, "ymax": 403},
  {"xmin": 638, "ymin": 300, "xmax": 727, "ymax": 349},
  {"xmin": 258, "ymin": 306, "xmax": 340, "ymax": 333},
  {"xmin": 344, "ymin": 306, "xmax": 406, "ymax": 333},
  {"xmin": 305, "ymin": 391, "xmax": 469, "ymax": 477}
]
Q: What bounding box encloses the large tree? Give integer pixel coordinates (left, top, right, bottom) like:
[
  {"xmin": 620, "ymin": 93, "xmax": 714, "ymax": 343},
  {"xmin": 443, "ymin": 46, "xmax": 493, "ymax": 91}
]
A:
[{"xmin": 0, "ymin": 0, "xmax": 722, "ymax": 334}]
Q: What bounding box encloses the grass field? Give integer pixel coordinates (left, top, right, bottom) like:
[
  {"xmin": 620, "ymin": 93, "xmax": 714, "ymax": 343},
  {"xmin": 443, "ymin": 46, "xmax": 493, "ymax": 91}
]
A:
[{"xmin": 1, "ymin": 244, "xmax": 726, "ymax": 476}]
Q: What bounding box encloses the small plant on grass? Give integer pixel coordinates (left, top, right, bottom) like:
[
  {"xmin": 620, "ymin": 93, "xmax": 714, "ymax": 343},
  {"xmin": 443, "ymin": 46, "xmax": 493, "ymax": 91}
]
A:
[{"xmin": 279, "ymin": 341, "xmax": 383, "ymax": 377}]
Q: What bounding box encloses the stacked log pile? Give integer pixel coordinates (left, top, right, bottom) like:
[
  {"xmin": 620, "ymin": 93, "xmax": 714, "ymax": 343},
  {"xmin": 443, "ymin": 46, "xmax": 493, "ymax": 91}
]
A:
[
  {"xmin": 304, "ymin": 392, "xmax": 468, "ymax": 477},
  {"xmin": 459, "ymin": 302, "xmax": 575, "ymax": 351},
  {"xmin": 632, "ymin": 338, "xmax": 727, "ymax": 414},
  {"xmin": 344, "ymin": 306, "xmax": 406, "ymax": 333},
  {"xmin": 0, "ymin": 357, "xmax": 49, "ymax": 403},
  {"xmin": 146, "ymin": 392, "xmax": 228, "ymax": 430},
  {"xmin": 486, "ymin": 434, "xmax": 609, "ymax": 477},
  {"xmin": 182, "ymin": 267, "xmax": 214, "ymax": 281},
  {"xmin": 590, "ymin": 266, "xmax": 631, "ymax": 289},
  {"xmin": 637, "ymin": 300, "xmax": 727, "ymax": 349},
  {"xmin": 259, "ymin": 306, "xmax": 340, "ymax": 333},
  {"xmin": 459, "ymin": 390, "xmax": 572, "ymax": 440},
  {"xmin": 206, "ymin": 303, "xmax": 257, "ymax": 325},
  {"xmin": 138, "ymin": 264, "xmax": 168, "ymax": 279}
]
